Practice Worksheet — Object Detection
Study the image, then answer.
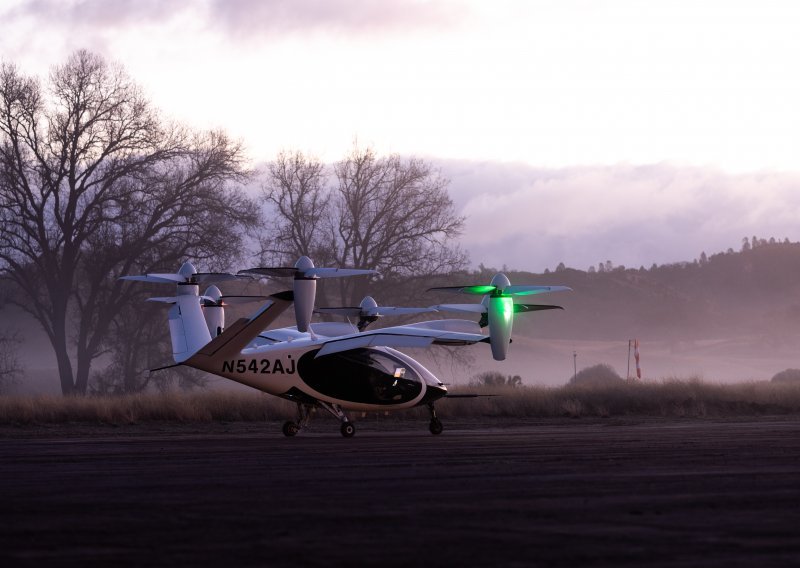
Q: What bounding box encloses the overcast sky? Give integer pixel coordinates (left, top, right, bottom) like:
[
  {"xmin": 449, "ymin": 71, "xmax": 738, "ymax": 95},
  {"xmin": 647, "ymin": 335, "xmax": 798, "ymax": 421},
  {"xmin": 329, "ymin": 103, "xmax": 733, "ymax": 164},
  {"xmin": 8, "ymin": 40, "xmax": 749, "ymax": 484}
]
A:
[{"xmin": 2, "ymin": 0, "xmax": 799, "ymax": 272}]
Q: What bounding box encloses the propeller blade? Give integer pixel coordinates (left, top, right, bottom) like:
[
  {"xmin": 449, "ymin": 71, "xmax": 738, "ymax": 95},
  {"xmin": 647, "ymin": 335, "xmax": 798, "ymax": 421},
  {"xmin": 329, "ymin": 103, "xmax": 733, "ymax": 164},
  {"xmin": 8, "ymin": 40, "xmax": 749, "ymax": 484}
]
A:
[
  {"xmin": 201, "ymin": 295, "xmax": 269, "ymax": 307},
  {"xmin": 505, "ymin": 285, "xmax": 572, "ymax": 296},
  {"xmin": 238, "ymin": 267, "xmax": 298, "ymax": 278},
  {"xmin": 193, "ymin": 272, "xmax": 241, "ymax": 283},
  {"xmin": 223, "ymin": 295, "xmax": 270, "ymax": 305},
  {"xmin": 374, "ymin": 307, "xmax": 436, "ymax": 316},
  {"xmin": 120, "ymin": 274, "xmax": 185, "ymax": 284},
  {"xmin": 316, "ymin": 307, "xmax": 363, "ymax": 317},
  {"xmin": 433, "ymin": 304, "xmax": 488, "ymax": 314},
  {"xmin": 146, "ymin": 296, "xmax": 178, "ymax": 304},
  {"xmin": 427, "ymin": 285, "xmax": 497, "ymax": 295},
  {"xmin": 514, "ymin": 304, "xmax": 564, "ymax": 313},
  {"xmin": 306, "ymin": 267, "xmax": 378, "ymax": 278}
]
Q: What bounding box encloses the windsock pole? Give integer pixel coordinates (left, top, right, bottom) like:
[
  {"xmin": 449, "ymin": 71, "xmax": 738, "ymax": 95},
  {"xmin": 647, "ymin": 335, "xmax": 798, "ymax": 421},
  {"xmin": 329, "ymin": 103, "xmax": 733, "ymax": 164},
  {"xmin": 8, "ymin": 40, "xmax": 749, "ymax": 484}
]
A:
[{"xmin": 627, "ymin": 339, "xmax": 632, "ymax": 380}]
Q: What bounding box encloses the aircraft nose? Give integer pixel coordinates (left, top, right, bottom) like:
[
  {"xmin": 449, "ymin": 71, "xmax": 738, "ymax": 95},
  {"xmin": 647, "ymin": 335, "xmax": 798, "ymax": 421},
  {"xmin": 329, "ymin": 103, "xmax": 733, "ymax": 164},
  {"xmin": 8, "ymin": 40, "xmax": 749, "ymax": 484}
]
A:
[{"xmin": 420, "ymin": 383, "xmax": 448, "ymax": 405}]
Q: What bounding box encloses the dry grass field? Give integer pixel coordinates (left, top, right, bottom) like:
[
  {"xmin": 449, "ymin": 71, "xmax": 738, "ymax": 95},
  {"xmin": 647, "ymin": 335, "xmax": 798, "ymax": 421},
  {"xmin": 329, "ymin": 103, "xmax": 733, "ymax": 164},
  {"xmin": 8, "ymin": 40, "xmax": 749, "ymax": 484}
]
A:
[{"xmin": 2, "ymin": 378, "xmax": 800, "ymax": 425}]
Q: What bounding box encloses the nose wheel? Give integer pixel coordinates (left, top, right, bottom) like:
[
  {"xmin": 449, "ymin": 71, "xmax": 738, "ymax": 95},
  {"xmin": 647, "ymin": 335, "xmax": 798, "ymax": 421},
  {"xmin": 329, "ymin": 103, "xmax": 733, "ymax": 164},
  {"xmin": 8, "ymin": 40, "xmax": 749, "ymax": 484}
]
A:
[
  {"xmin": 340, "ymin": 422, "xmax": 356, "ymax": 437},
  {"xmin": 428, "ymin": 403, "xmax": 444, "ymax": 435},
  {"xmin": 316, "ymin": 401, "xmax": 356, "ymax": 438}
]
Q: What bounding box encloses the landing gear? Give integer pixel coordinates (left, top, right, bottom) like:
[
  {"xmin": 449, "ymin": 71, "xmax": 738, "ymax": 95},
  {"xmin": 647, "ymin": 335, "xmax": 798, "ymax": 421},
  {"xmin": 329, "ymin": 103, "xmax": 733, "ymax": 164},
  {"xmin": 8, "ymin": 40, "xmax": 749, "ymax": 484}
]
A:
[
  {"xmin": 282, "ymin": 403, "xmax": 314, "ymax": 437},
  {"xmin": 282, "ymin": 421, "xmax": 299, "ymax": 437},
  {"xmin": 281, "ymin": 401, "xmax": 357, "ymax": 438},
  {"xmin": 428, "ymin": 403, "xmax": 444, "ymax": 435},
  {"xmin": 340, "ymin": 422, "xmax": 356, "ymax": 438},
  {"xmin": 318, "ymin": 401, "xmax": 356, "ymax": 438}
]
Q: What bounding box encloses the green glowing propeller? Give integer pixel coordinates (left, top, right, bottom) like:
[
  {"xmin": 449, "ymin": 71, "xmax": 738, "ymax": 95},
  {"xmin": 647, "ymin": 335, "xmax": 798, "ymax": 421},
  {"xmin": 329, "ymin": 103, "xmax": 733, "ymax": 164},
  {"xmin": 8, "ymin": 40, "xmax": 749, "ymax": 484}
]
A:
[{"xmin": 429, "ymin": 273, "xmax": 570, "ymax": 360}]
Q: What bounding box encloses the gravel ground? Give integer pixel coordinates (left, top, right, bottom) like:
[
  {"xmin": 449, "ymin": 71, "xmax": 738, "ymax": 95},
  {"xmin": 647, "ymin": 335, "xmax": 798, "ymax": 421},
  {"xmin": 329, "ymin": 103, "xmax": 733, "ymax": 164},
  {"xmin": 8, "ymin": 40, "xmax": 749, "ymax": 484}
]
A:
[{"xmin": 2, "ymin": 417, "xmax": 800, "ymax": 567}]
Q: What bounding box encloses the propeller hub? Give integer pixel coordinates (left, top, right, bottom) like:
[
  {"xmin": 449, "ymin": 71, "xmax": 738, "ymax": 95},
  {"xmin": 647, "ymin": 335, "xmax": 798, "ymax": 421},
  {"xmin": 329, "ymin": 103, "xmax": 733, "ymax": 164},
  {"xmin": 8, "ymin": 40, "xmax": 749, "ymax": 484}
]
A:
[
  {"xmin": 490, "ymin": 273, "xmax": 511, "ymax": 295},
  {"xmin": 204, "ymin": 285, "xmax": 222, "ymax": 303},
  {"xmin": 178, "ymin": 262, "xmax": 197, "ymax": 281},
  {"xmin": 295, "ymin": 256, "xmax": 315, "ymax": 272},
  {"xmin": 359, "ymin": 296, "xmax": 378, "ymax": 310}
]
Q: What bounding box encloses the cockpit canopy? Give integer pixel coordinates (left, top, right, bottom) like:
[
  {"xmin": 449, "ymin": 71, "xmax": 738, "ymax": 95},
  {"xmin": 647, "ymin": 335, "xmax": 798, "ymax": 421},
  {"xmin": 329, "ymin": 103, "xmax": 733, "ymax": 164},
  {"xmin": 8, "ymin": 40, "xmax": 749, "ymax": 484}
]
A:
[{"xmin": 297, "ymin": 348, "xmax": 423, "ymax": 405}]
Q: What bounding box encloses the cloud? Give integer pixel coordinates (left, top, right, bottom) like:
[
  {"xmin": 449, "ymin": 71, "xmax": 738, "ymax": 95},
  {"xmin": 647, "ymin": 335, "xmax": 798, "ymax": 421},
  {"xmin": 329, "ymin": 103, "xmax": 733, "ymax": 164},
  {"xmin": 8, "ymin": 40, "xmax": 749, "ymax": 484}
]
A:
[
  {"xmin": 0, "ymin": 0, "xmax": 467, "ymax": 73},
  {"xmin": 3, "ymin": 0, "xmax": 465, "ymax": 39},
  {"xmin": 4, "ymin": 0, "xmax": 182, "ymax": 30},
  {"xmin": 442, "ymin": 161, "xmax": 800, "ymax": 273},
  {"xmin": 206, "ymin": 0, "xmax": 465, "ymax": 36},
  {"xmin": 0, "ymin": 0, "xmax": 192, "ymax": 67}
]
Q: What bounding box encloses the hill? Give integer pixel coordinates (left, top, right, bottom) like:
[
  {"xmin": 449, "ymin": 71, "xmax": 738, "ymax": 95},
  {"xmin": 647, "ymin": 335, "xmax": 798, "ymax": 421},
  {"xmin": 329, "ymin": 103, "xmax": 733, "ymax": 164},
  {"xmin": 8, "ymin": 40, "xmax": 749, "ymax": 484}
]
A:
[
  {"xmin": 459, "ymin": 241, "xmax": 800, "ymax": 383},
  {"xmin": 495, "ymin": 241, "xmax": 800, "ymax": 341}
]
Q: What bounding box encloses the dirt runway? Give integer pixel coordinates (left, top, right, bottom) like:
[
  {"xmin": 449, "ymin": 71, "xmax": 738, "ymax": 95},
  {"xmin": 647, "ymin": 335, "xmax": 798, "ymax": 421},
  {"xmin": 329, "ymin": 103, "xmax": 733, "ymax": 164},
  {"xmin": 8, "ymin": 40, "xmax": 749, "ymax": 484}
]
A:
[{"xmin": 2, "ymin": 417, "xmax": 800, "ymax": 567}]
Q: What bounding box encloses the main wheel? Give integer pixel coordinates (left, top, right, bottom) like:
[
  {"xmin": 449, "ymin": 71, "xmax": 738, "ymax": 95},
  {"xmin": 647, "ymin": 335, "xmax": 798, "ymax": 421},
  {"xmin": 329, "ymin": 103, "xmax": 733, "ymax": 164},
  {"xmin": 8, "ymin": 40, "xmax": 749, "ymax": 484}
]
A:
[
  {"xmin": 282, "ymin": 421, "xmax": 299, "ymax": 437},
  {"xmin": 340, "ymin": 422, "xmax": 356, "ymax": 438},
  {"xmin": 429, "ymin": 418, "xmax": 444, "ymax": 435}
]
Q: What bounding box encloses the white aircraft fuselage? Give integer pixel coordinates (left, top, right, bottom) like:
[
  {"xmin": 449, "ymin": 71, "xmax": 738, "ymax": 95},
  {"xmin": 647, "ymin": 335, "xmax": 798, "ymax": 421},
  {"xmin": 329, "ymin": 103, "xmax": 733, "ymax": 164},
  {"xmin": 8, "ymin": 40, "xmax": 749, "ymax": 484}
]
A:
[{"xmin": 205, "ymin": 340, "xmax": 447, "ymax": 412}]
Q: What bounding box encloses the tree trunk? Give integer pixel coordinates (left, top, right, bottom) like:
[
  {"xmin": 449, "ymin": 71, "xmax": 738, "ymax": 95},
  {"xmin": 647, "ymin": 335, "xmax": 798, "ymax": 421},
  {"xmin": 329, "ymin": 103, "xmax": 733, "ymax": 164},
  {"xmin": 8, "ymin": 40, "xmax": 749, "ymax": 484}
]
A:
[
  {"xmin": 53, "ymin": 337, "xmax": 76, "ymax": 396},
  {"xmin": 74, "ymin": 352, "xmax": 92, "ymax": 396}
]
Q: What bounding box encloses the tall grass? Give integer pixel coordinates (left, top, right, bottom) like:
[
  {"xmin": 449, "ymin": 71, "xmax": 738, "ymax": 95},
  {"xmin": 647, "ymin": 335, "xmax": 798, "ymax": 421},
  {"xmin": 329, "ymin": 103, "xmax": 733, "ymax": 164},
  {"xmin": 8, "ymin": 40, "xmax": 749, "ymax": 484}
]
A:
[
  {"xmin": 0, "ymin": 391, "xmax": 294, "ymax": 425},
  {"xmin": 439, "ymin": 378, "xmax": 800, "ymax": 419},
  {"xmin": 2, "ymin": 379, "xmax": 800, "ymax": 425}
]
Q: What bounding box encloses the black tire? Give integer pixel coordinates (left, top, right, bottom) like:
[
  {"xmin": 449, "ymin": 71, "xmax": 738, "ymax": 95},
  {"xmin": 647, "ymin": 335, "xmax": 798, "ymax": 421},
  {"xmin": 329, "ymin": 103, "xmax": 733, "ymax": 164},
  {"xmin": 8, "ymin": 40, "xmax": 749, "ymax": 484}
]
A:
[
  {"xmin": 340, "ymin": 422, "xmax": 356, "ymax": 438},
  {"xmin": 429, "ymin": 418, "xmax": 444, "ymax": 435},
  {"xmin": 282, "ymin": 421, "xmax": 299, "ymax": 437}
]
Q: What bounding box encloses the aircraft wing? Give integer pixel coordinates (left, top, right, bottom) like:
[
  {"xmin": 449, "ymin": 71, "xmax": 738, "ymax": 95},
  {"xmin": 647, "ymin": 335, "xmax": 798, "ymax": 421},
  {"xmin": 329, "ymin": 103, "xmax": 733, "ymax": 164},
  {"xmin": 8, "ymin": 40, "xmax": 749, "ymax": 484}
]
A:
[
  {"xmin": 315, "ymin": 319, "xmax": 486, "ymax": 357},
  {"xmin": 256, "ymin": 322, "xmax": 359, "ymax": 344},
  {"xmin": 433, "ymin": 303, "xmax": 487, "ymax": 314}
]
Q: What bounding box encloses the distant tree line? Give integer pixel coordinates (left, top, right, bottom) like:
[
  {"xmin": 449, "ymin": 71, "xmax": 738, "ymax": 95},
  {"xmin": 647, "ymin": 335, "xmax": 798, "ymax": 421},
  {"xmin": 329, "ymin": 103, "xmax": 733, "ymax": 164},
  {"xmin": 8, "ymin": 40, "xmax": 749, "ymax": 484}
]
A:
[{"xmin": 544, "ymin": 236, "xmax": 796, "ymax": 275}]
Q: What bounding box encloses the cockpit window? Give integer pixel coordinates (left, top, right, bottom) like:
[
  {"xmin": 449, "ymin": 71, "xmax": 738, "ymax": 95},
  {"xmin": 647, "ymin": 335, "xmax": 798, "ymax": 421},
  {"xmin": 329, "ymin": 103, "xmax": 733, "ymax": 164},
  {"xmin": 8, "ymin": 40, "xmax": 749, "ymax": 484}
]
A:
[{"xmin": 297, "ymin": 348, "xmax": 423, "ymax": 405}]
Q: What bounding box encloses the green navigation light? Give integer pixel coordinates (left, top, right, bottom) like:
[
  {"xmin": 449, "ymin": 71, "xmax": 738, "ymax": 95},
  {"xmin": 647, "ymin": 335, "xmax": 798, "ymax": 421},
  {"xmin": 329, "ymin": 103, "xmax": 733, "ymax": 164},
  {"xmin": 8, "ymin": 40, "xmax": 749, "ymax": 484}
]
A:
[{"xmin": 501, "ymin": 297, "xmax": 513, "ymax": 323}]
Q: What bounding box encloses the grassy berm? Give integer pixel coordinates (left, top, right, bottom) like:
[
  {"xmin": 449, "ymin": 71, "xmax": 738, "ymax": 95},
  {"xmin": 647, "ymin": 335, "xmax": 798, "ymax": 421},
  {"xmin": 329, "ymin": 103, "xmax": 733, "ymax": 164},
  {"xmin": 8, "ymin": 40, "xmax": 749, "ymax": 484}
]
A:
[{"xmin": 2, "ymin": 379, "xmax": 800, "ymax": 425}]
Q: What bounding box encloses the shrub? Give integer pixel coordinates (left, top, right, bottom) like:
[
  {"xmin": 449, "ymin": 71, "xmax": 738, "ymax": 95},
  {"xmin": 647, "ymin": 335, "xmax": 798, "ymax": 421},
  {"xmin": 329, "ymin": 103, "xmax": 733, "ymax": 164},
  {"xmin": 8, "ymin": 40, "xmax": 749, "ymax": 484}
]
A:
[
  {"xmin": 771, "ymin": 369, "xmax": 800, "ymax": 383},
  {"xmin": 469, "ymin": 371, "xmax": 523, "ymax": 387},
  {"xmin": 569, "ymin": 363, "xmax": 623, "ymax": 386}
]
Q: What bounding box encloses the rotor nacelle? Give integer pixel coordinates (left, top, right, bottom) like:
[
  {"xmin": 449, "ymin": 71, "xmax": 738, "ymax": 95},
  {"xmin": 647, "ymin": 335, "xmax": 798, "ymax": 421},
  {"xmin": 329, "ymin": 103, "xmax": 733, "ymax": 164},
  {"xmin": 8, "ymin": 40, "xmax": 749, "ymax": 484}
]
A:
[
  {"xmin": 316, "ymin": 295, "xmax": 436, "ymax": 332},
  {"xmin": 202, "ymin": 285, "xmax": 225, "ymax": 338},
  {"xmin": 430, "ymin": 272, "xmax": 570, "ymax": 361},
  {"xmin": 239, "ymin": 256, "xmax": 378, "ymax": 333},
  {"xmin": 122, "ymin": 263, "xmax": 267, "ymax": 350},
  {"xmin": 198, "ymin": 285, "xmax": 270, "ymax": 338}
]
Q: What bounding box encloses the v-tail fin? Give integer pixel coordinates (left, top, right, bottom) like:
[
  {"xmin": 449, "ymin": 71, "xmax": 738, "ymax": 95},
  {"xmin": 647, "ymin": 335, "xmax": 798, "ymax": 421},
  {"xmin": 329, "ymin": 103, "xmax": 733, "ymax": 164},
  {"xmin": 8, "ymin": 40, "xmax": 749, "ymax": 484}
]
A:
[
  {"xmin": 169, "ymin": 294, "xmax": 213, "ymax": 363},
  {"xmin": 185, "ymin": 291, "xmax": 294, "ymax": 372}
]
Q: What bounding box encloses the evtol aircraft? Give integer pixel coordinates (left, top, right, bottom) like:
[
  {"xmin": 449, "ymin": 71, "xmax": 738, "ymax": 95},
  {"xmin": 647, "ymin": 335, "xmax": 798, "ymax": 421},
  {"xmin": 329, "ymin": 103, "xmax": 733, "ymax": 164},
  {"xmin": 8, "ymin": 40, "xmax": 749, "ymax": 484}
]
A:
[{"xmin": 122, "ymin": 257, "xmax": 570, "ymax": 437}]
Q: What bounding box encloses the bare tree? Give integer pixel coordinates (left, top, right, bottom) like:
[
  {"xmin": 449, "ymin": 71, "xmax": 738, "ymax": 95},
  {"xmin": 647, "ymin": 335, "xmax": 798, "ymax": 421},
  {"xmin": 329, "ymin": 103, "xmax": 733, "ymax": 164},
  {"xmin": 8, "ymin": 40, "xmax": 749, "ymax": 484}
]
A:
[
  {"xmin": 0, "ymin": 51, "xmax": 256, "ymax": 395},
  {"xmin": 331, "ymin": 145, "xmax": 466, "ymax": 304},
  {"xmin": 259, "ymin": 150, "xmax": 331, "ymax": 265},
  {"xmin": 0, "ymin": 331, "xmax": 22, "ymax": 393},
  {"xmin": 90, "ymin": 302, "xmax": 206, "ymax": 394},
  {"xmin": 258, "ymin": 144, "xmax": 467, "ymax": 307}
]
